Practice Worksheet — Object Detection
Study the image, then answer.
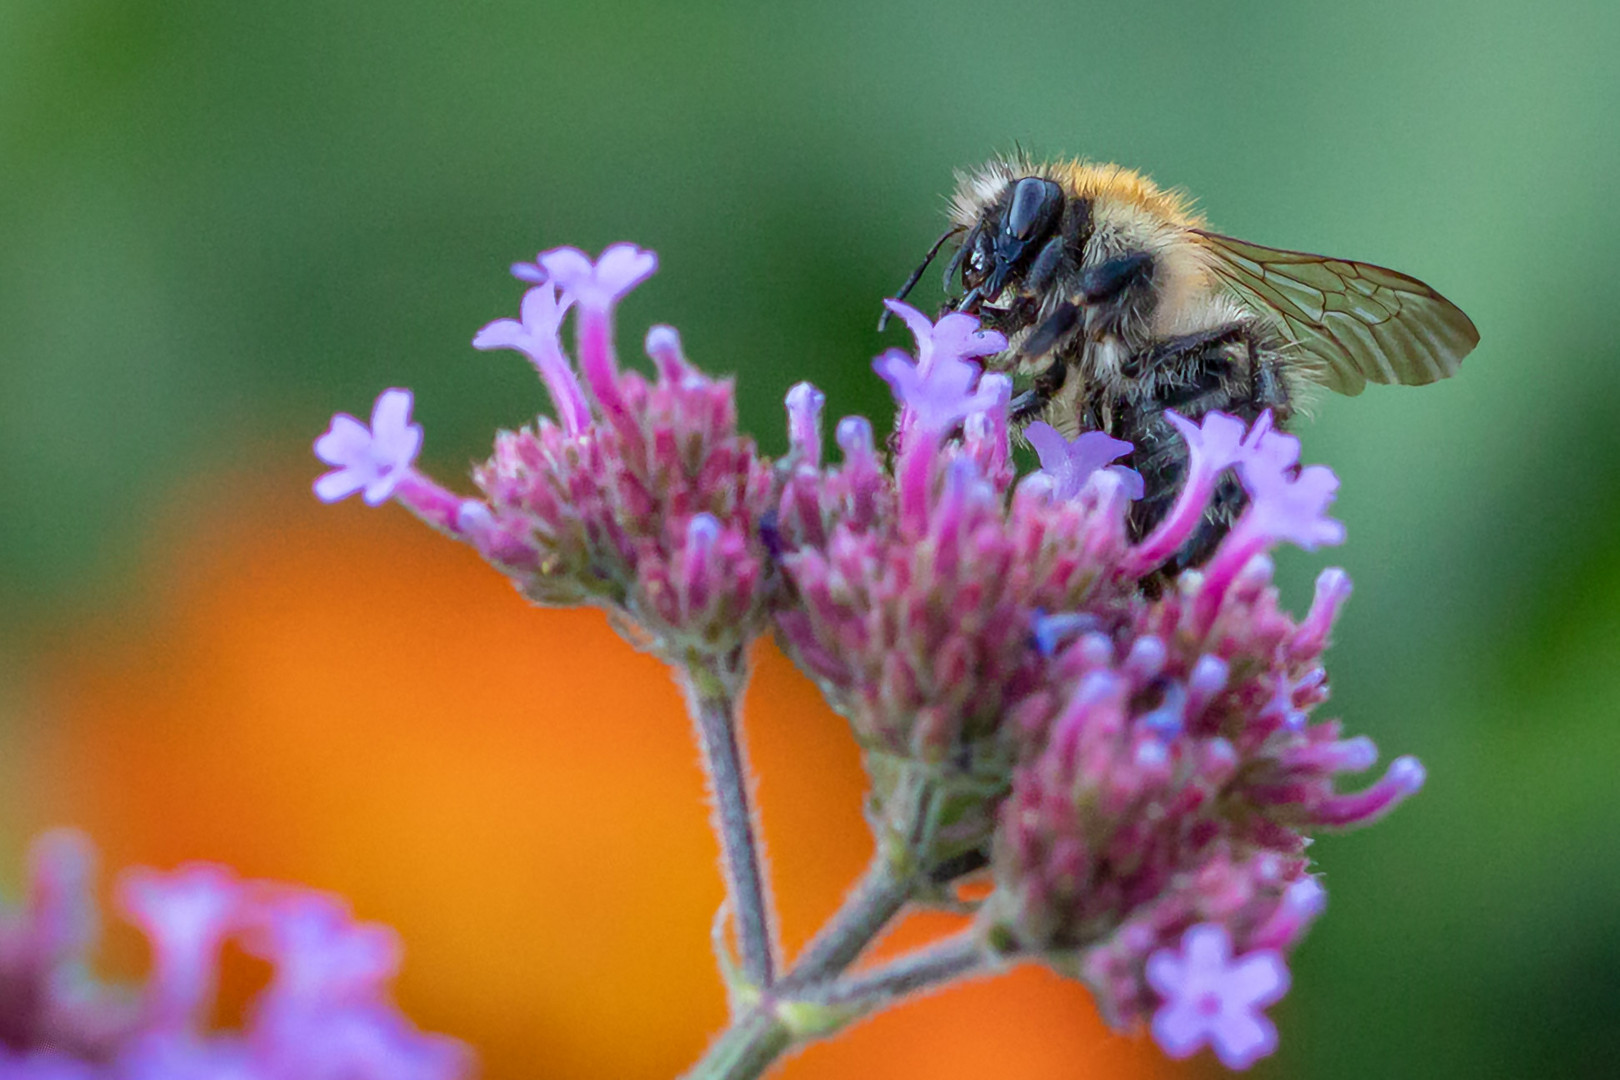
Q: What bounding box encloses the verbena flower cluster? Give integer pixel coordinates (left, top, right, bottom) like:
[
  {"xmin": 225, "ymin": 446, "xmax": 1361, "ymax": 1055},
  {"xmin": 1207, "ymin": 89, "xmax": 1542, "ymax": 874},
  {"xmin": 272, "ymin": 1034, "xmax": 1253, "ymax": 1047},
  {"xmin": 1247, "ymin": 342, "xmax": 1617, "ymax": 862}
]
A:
[
  {"xmin": 314, "ymin": 243, "xmax": 1425, "ymax": 1070},
  {"xmin": 0, "ymin": 831, "xmax": 467, "ymax": 1079}
]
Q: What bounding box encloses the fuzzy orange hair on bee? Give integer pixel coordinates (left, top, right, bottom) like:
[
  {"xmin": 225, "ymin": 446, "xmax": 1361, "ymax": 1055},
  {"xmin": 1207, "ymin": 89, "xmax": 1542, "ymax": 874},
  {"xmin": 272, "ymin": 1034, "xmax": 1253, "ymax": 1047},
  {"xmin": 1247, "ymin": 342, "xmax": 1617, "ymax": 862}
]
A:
[{"xmin": 887, "ymin": 156, "xmax": 1479, "ymax": 570}]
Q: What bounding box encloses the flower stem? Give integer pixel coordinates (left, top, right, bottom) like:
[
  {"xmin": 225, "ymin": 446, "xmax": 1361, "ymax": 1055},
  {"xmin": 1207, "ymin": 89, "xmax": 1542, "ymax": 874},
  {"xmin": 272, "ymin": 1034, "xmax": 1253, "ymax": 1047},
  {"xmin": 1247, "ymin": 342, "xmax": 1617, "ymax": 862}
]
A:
[
  {"xmin": 683, "ymin": 933, "xmax": 998, "ymax": 1080},
  {"xmin": 682, "ymin": 1004, "xmax": 793, "ymax": 1080},
  {"xmin": 683, "ymin": 657, "xmax": 777, "ymax": 990},
  {"xmin": 782, "ymin": 854, "xmax": 910, "ymax": 988},
  {"xmin": 814, "ymin": 930, "xmax": 990, "ymax": 1008}
]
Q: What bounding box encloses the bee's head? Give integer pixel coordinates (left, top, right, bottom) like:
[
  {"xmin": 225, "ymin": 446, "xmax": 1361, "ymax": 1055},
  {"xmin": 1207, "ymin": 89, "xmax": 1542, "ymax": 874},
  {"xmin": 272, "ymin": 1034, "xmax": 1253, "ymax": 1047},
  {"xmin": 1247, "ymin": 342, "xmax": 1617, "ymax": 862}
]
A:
[
  {"xmin": 951, "ymin": 176, "xmax": 1066, "ymax": 313},
  {"xmin": 878, "ymin": 170, "xmax": 1068, "ymax": 334}
]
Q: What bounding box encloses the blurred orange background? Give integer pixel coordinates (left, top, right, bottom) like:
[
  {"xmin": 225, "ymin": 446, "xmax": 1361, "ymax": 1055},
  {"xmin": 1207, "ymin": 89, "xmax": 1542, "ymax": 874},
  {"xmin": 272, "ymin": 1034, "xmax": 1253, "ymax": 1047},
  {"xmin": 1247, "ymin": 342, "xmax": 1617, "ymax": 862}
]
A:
[{"xmin": 10, "ymin": 467, "xmax": 1192, "ymax": 1080}]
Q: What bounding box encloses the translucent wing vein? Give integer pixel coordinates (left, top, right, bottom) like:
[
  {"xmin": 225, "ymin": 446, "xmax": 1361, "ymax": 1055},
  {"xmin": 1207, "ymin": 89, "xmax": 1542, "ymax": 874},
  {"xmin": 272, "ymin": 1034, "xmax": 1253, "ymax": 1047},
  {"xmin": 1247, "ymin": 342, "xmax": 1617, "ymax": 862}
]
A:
[{"xmin": 1194, "ymin": 230, "xmax": 1479, "ymax": 396}]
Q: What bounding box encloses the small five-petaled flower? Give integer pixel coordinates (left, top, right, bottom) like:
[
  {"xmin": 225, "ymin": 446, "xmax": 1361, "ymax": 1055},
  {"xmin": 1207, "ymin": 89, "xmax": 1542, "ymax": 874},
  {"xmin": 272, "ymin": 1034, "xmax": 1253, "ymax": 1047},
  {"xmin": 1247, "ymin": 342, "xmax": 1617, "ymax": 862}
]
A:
[{"xmin": 1147, "ymin": 923, "xmax": 1291, "ymax": 1070}]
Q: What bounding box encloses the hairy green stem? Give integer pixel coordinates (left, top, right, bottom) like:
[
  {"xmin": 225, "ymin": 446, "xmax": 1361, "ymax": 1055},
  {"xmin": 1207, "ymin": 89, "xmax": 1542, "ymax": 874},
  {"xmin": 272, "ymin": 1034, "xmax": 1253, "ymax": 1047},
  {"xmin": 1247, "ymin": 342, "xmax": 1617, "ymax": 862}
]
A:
[
  {"xmin": 782, "ymin": 855, "xmax": 911, "ymax": 988},
  {"xmin": 684, "ymin": 658, "xmax": 777, "ymax": 990},
  {"xmin": 684, "ymin": 932, "xmax": 999, "ymax": 1080},
  {"xmin": 814, "ymin": 930, "xmax": 990, "ymax": 1007},
  {"xmin": 682, "ymin": 1004, "xmax": 793, "ymax": 1080}
]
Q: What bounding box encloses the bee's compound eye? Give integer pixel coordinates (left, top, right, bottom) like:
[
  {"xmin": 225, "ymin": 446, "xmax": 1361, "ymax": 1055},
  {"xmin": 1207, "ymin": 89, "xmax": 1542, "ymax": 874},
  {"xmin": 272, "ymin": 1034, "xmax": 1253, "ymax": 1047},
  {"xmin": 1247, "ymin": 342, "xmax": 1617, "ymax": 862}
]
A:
[{"xmin": 1006, "ymin": 177, "xmax": 1063, "ymax": 242}]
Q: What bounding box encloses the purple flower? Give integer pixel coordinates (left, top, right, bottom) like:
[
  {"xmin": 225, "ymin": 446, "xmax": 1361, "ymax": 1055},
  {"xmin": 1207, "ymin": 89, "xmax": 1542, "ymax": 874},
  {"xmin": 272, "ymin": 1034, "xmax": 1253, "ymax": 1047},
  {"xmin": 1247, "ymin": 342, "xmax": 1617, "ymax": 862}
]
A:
[
  {"xmin": 1240, "ymin": 461, "xmax": 1345, "ymax": 552},
  {"xmin": 644, "ymin": 325, "xmax": 693, "ymax": 382},
  {"xmin": 472, "ymin": 284, "xmax": 590, "ymax": 435},
  {"xmin": 1024, "ymin": 422, "xmax": 1144, "ymax": 502},
  {"xmin": 313, "ymin": 389, "xmax": 423, "ymax": 505},
  {"xmin": 881, "ymin": 299, "xmax": 1006, "ymax": 375},
  {"xmin": 538, "ymin": 243, "xmax": 658, "ymax": 313},
  {"xmin": 117, "ymin": 865, "xmax": 240, "ymax": 1026},
  {"xmin": 785, "ymin": 382, "xmax": 826, "ymax": 466},
  {"xmin": 1146, "ymin": 924, "xmax": 1290, "ymax": 1069},
  {"xmin": 873, "ymin": 348, "xmax": 1007, "ymax": 438},
  {"xmin": 0, "ymin": 834, "xmax": 470, "ymax": 1079},
  {"xmin": 530, "ymin": 245, "xmax": 657, "ymax": 438},
  {"xmin": 1121, "ymin": 411, "xmax": 1248, "ymax": 575},
  {"xmin": 1307, "ymin": 755, "xmax": 1426, "ymax": 827},
  {"xmin": 1250, "ymin": 877, "xmax": 1328, "ymax": 952},
  {"xmin": 245, "ymin": 894, "xmax": 400, "ymax": 1008},
  {"xmin": 1030, "ymin": 610, "xmax": 1101, "ymax": 657}
]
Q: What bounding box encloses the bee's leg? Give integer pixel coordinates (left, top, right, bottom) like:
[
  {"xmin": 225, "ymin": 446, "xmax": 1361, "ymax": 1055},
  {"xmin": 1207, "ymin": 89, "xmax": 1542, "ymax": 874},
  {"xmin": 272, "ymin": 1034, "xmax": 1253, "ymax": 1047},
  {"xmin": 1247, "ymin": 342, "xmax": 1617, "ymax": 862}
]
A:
[
  {"xmin": 1009, "ymin": 358, "xmax": 1067, "ymax": 423},
  {"xmin": 1124, "ymin": 324, "xmax": 1250, "ymax": 380},
  {"xmin": 1250, "ymin": 354, "xmax": 1292, "ymax": 419},
  {"xmin": 1019, "ymin": 302, "xmax": 1080, "ymax": 360},
  {"xmin": 1025, "ymin": 235, "xmax": 1067, "ymax": 294},
  {"xmin": 1078, "ymin": 251, "xmax": 1154, "ymax": 304},
  {"xmin": 1008, "ymin": 390, "xmax": 1045, "ymax": 424}
]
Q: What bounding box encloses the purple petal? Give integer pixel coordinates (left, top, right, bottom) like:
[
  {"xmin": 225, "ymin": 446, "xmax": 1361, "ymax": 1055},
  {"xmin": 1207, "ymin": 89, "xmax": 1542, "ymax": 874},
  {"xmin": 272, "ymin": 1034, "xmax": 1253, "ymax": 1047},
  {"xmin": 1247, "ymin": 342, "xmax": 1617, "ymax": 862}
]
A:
[
  {"xmin": 510, "ymin": 261, "xmax": 548, "ymax": 284},
  {"xmin": 1024, "ymin": 422, "xmax": 1069, "ymax": 472},
  {"xmin": 470, "ymin": 317, "xmax": 528, "ymax": 353},
  {"xmin": 785, "ymin": 382, "xmax": 826, "ymax": 464},
  {"xmin": 883, "ymin": 300, "xmax": 1006, "ymax": 377},
  {"xmin": 873, "ymin": 349, "xmax": 923, "ymax": 406},
  {"xmin": 594, "ymin": 242, "xmax": 658, "ymax": 295},
  {"xmin": 882, "ymin": 299, "xmax": 937, "ymax": 356},
  {"xmin": 1224, "ymin": 951, "xmax": 1290, "ymax": 1008},
  {"xmin": 248, "ymin": 894, "xmax": 401, "ymax": 1007},
  {"xmin": 1245, "ymin": 463, "xmax": 1345, "ymax": 550},
  {"xmin": 313, "ymin": 415, "xmax": 372, "ymax": 466},
  {"xmin": 1107, "ymin": 464, "xmax": 1146, "ymax": 501},
  {"xmin": 534, "ymin": 246, "xmax": 594, "ymax": 291},
  {"xmin": 370, "ymin": 389, "xmax": 417, "ymax": 447},
  {"xmin": 1184, "ymin": 924, "xmax": 1232, "ymax": 971},
  {"xmin": 1026, "ymin": 423, "xmax": 1137, "ymax": 501},
  {"xmin": 314, "ymin": 469, "xmax": 367, "ymax": 503},
  {"xmin": 1168, "ymin": 411, "xmax": 1249, "ymax": 475},
  {"xmin": 541, "ymin": 244, "xmax": 657, "ymax": 310},
  {"xmin": 1144, "ymin": 947, "xmax": 1187, "ymax": 998},
  {"xmin": 1210, "ymin": 1010, "xmax": 1278, "ymax": 1070},
  {"xmin": 1240, "ymin": 410, "xmax": 1300, "ymax": 476},
  {"xmin": 520, "ymin": 284, "xmax": 572, "ymax": 334},
  {"xmin": 118, "ymin": 865, "xmax": 241, "ymax": 1024},
  {"xmin": 361, "ymin": 470, "xmax": 406, "ymax": 506},
  {"xmin": 1151, "ymin": 1000, "xmax": 1213, "ymax": 1060},
  {"xmin": 929, "ymin": 311, "xmax": 1006, "ymax": 363}
]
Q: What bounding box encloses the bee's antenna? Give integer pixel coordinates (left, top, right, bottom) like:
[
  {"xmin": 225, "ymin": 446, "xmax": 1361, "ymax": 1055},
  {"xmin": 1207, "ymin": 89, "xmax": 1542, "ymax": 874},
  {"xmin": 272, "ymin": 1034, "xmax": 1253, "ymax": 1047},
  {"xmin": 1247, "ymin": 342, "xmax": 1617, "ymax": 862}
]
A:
[{"xmin": 878, "ymin": 225, "xmax": 964, "ymax": 331}]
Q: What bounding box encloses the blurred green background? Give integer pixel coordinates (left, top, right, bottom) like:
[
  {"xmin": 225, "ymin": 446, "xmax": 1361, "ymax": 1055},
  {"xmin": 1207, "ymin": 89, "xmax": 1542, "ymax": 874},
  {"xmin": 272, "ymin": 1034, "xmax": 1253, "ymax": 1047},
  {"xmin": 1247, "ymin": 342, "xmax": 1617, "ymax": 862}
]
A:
[{"xmin": 3, "ymin": 0, "xmax": 1618, "ymax": 1076}]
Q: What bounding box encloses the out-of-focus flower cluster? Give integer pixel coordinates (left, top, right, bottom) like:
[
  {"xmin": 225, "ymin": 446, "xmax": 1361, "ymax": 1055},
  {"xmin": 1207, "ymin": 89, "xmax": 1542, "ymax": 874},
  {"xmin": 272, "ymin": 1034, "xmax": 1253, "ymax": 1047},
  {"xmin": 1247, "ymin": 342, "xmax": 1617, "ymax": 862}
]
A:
[
  {"xmin": 0, "ymin": 831, "xmax": 468, "ymax": 1079},
  {"xmin": 315, "ymin": 243, "xmax": 1426, "ymax": 1069}
]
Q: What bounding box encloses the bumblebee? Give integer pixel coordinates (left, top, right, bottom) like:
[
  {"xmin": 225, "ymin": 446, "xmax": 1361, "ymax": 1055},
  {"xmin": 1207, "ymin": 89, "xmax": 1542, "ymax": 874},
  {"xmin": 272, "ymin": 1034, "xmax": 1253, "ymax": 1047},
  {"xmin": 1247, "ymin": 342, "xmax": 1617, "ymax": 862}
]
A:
[{"xmin": 888, "ymin": 157, "xmax": 1479, "ymax": 570}]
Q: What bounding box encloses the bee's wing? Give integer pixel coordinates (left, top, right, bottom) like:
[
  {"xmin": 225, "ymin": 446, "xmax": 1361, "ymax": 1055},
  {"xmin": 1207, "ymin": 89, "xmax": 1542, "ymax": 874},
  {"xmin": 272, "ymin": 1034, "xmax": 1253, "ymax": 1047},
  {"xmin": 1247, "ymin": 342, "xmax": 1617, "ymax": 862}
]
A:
[{"xmin": 1193, "ymin": 230, "xmax": 1479, "ymax": 396}]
